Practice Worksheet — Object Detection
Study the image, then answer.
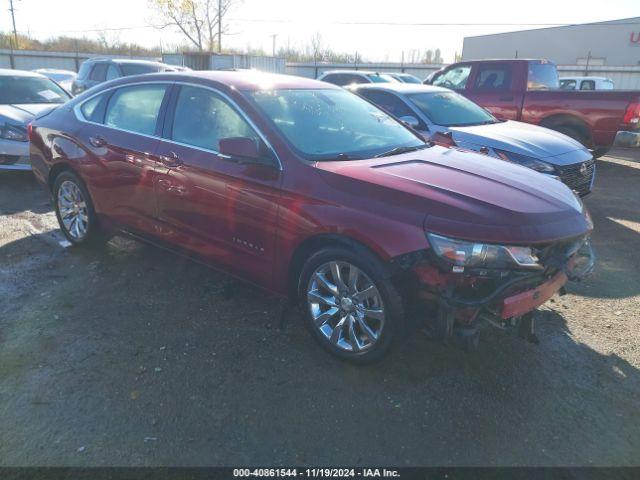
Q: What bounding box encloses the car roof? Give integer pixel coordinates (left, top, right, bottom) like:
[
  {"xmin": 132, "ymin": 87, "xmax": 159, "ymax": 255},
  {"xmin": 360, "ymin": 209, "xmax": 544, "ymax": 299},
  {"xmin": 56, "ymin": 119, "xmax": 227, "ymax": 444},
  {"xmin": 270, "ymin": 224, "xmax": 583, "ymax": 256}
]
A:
[
  {"xmin": 320, "ymin": 70, "xmax": 384, "ymax": 76},
  {"xmin": 351, "ymin": 82, "xmax": 450, "ymax": 95},
  {"xmin": 85, "ymin": 58, "xmax": 168, "ymax": 67},
  {"xmin": 0, "ymin": 68, "xmax": 46, "ymax": 78},
  {"xmin": 91, "ymin": 70, "xmax": 337, "ymax": 91}
]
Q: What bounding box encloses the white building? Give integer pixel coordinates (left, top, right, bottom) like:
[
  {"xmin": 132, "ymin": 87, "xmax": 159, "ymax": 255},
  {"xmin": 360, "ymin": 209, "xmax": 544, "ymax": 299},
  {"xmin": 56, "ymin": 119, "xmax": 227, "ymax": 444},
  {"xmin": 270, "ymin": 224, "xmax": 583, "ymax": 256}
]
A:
[{"xmin": 463, "ymin": 17, "xmax": 640, "ymax": 67}]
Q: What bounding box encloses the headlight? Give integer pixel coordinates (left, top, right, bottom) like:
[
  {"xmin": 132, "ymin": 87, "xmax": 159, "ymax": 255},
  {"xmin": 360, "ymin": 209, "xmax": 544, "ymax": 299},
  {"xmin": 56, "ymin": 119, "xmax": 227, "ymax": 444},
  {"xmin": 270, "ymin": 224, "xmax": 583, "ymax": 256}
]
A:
[
  {"xmin": 0, "ymin": 123, "xmax": 28, "ymax": 142},
  {"xmin": 427, "ymin": 233, "xmax": 541, "ymax": 271},
  {"xmin": 495, "ymin": 149, "xmax": 556, "ymax": 173}
]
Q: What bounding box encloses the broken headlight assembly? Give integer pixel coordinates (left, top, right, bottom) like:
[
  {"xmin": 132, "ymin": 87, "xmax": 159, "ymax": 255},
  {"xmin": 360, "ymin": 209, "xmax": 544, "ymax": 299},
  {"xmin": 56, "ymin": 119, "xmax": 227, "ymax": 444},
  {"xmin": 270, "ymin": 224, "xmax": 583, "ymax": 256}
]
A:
[{"xmin": 426, "ymin": 233, "xmax": 542, "ymax": 272}]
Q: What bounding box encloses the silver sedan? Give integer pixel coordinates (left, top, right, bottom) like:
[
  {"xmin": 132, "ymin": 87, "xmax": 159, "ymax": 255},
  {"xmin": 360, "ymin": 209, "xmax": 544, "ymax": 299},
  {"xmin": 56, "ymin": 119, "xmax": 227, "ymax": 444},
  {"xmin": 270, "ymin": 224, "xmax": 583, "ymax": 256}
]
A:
[{"xmin": 351, "ymin": 83, "xmax": 596, "ymax": 196}]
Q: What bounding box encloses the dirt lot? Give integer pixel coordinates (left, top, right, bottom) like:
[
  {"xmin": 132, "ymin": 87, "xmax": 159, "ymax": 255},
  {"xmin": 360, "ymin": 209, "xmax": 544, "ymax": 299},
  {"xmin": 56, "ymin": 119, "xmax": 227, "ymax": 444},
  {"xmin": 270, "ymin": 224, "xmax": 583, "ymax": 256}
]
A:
[{"xmin": 1, "ymin": 150, "xmax": 639, "ymax": 467}]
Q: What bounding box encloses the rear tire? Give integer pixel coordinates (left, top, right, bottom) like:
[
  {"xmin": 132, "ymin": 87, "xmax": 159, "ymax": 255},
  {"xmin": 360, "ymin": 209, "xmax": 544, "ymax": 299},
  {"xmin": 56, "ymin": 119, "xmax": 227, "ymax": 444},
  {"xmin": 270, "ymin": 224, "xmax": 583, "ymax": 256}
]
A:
[
  {"xmin": 53, "ymin": 171, "xmax": 107, "ymax": 246},
  {"xmin": 298, "ymin": 245, "xmax": 406, "ymax": 364},
  {"xmin": 553, "ymin": 125, "xmax": 590, "ymax": 148},
  {"xmin": 592, "ymin": 148, "xmax": 610, "ymax": 159}
]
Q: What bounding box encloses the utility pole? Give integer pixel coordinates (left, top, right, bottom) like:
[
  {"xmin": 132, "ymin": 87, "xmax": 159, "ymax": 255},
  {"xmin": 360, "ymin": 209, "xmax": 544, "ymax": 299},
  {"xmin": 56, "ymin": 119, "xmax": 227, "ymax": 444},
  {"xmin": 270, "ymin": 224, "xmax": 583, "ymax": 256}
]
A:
[
  {"xmin": 9, "ymin": 0, "xmax": 18, "ymax": 48},
  {"xmin": 270, "ymin": 34, "xmax": 277, "ymax": 57},
  {"xmin": 217, "ymin": 0, "xmax": 222, "ymax": 53}
]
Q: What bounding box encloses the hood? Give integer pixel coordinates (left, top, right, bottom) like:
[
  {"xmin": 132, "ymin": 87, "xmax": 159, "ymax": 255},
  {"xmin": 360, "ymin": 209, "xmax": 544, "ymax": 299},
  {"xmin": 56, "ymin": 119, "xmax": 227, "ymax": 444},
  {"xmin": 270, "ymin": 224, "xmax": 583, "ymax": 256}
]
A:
[
  {"xmin": 450, "ymin": 120, "xmax": 587, "ymax": 160},
  {"xmin": 315, "ymin": 145, "xmax": 592, "ymax": 245},
  {"xmin": 0, "ymin": 104, "xmax": 59, "ymax": 125}
]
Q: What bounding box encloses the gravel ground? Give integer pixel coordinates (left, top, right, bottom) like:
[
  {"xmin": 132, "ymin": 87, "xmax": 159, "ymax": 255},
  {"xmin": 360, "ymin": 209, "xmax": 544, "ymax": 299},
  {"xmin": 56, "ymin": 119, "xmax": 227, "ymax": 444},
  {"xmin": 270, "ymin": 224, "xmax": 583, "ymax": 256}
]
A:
[{"xmin": 0, "ymin": 150, "xmax": 639, "ymax": 467}]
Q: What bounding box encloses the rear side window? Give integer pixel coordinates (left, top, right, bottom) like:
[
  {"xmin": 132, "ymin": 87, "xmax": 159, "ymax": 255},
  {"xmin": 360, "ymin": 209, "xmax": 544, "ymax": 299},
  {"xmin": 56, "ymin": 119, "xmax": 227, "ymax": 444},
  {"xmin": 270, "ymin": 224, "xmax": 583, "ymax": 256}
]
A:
[
  {"xmin": 474, "ymin": 64, "xmax": 512, "ymax": 90},
  {"xmin": 321, "ymin": 74, "xmax": 347, "ymax": 86},
  {"xmin": 171, "ymin": 85, "xmax": 258, "ymax": 151},
  {"xmin": 120, "ymin": 64, "xmax": 161, "ymax": 76},
  {"xmin": 89, "ymin": 64, "xmax": 108, "ymax": 82},
  {"xmin": 431, "ymin": 65, "xmax": 471, "ymax": 90},
  {"xmin": 527, "ymin": 62, "xmax": 559, "ymax": 90},
  {"xmin": 580, "ymin": 80, "xmax": 595, "ymax": 90},
  {"xmin": 104, "ymin": 84, "xmax": 167, "ymax": 135}
]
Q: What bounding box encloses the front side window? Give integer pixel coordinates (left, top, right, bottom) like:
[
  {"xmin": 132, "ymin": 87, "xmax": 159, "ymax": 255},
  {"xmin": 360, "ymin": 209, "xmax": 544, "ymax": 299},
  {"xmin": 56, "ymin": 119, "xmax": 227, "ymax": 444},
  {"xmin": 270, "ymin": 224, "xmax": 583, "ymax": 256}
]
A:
[
  {"xmin": 559, "ymin": 79, "xmax": 577, "ymax": 90},
  {"xmin": 246, "ymin": 88, "xmax": 424, "ymax": 160},
  {"xmin": 431, "ymin": 65, "xmax": 471, "ymax": 90},
  {"xmin": 527, "ymin": 62, "xmax": 559, "ymax": 90},
  {"xmin": 171, "ymin": 86, "xmax": 258, "ymax": 152},
  {"xmin": 408, "ymin": 91, "xmax": 497, "ymax": 127},
  {"xmin": 359, "ymin": 90, "xmax": 415, "ymax": 119},
  {"xmin": 104, "ymin": 84, "xmax": 167, "ymax": 135},
  {"xmin": 0, "ymin": 76, "xmax": 70, "ymax": 105},
  {"xmin": 474, "ymin": 65, "xmax": 512, "ymax": 90}
]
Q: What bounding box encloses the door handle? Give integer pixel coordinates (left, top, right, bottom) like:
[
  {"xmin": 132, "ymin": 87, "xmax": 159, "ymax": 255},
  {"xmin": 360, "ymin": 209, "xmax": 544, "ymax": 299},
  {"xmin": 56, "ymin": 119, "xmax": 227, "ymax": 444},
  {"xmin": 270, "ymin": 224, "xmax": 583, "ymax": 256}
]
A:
[
  {"xmin": 89, "ymin": 136, "xmax": 107, "ymax": 148},
  {"xmin": 159, "ymin": 151, "xmax": 182, "ymax": 168}
]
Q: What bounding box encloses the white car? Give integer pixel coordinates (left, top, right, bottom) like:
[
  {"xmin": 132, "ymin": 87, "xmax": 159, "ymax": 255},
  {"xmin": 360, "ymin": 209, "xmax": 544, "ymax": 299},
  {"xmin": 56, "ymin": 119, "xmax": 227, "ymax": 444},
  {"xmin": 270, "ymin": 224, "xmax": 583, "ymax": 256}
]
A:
[
  {"xmin": 317, "ymin": 70, "xmax": 398, "ymax": 87},
  {"xmin": 0, "ymin": 69, "xmax": 71, "ymax": 171},
  {"xmin": 33, "ymin": 68, "xmax": 77, "ymax": 93},
  {"xmin": 560, "ymin": 76, "xmax": 614, "ymax": 90}
]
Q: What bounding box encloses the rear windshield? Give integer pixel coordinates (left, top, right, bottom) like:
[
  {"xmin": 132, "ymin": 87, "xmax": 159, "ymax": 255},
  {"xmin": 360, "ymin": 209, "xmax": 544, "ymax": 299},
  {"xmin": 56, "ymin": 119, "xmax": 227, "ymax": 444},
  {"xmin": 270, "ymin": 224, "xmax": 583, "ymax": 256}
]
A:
[
  {"xmin": 120, "ymin": 64, "xmax": 162, "ymax": 76},
  {"xmin": 0, "ymin": 76, "xmax": 70, "ymax": 104},
  {"xmin": 407, "ymin": 91, "xmax": 497, "ymax": 127},
  {"xmin": 528, "ymin": 62, "xmax": 559, "ymax": 90}
]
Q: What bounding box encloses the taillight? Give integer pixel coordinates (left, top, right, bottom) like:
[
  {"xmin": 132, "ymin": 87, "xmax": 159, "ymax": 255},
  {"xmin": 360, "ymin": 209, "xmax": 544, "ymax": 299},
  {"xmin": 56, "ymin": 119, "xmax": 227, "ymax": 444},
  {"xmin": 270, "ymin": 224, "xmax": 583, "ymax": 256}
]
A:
[
  {"xmin": 622, "ymin": 102, "xmax": 640, "ymax": 127},
  {"xmin": 27, "ymin": 122, "xmax": 34, "ymax": 141}
]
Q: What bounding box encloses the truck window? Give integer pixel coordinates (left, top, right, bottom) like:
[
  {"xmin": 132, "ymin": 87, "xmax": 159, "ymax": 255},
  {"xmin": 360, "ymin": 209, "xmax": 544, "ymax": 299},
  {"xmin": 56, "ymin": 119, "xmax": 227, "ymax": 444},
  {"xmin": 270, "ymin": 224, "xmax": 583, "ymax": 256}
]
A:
[
  {"xmin": 527, "ymin": 62, "xmax": 559, "ymax": 90},
  {"xmin": 559, "ymin": 79, "xmax": 576, "ymax": 90},
  {"xmin": 432, "ymin": 66, "xmax": 471, "ymax": 90},
  {"xmin": 474, "ymin": 65, "xmax": 512, "ymax": 90},
  {"xmin": 580, "ymin": 80, "xmax": 595, "ymax": 91}
]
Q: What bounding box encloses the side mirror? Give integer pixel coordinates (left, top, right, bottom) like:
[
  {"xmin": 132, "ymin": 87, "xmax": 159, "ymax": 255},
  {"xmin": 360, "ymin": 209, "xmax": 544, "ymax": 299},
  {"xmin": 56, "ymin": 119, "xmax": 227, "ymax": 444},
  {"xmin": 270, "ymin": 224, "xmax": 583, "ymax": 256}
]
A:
[
  {"xmin": 219, "ymin": 137, "xmax": 261, "ymax": 160},
  {"xmin": 399, "ymin": 115, "xmax": 421, "ymax": 129}
]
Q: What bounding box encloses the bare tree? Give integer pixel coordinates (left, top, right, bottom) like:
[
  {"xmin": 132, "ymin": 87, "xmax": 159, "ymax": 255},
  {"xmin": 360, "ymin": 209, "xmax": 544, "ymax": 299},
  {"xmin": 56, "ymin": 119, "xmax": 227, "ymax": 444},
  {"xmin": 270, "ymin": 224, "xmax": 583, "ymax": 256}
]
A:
[{"xmin": 148, "ymin": 0, "xmax": 236, "ymax": 52}]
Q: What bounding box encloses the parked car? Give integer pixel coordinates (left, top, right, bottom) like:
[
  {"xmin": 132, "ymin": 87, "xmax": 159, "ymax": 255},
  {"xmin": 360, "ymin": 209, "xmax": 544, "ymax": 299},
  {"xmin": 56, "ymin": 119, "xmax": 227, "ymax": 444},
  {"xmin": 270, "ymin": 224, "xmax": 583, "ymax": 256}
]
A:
[
  {"xmin": 388, "ymin": 72, "xmax": 423, "ymax": 84},
  {"xmin": 33, "ymin": 68, "xmax": 77, "ymax": 92},
  {"xmin": 352, "ymin": 83, "xmax": 595, "ymax": 196},
  {"xmin": 560, "ymin": 76, "xmax": 614, "ymax": 91},
  {"xmin": 71, "ymin": 58, "xmax": 180, "ymax": 95},
  {"xmin": 317, "ymin": 70, "xmax": 398, "ymax": 87},
  {"xmin": 30, "ymin": 71, "xmax": 594, "ymax": 362},
  {"xmin": 1, "ymin": 69, "xmax": 70, "ymax": 171},
  {"xmin": 425, "ymin": 59, "xmax": 640, "ymax": 157}
]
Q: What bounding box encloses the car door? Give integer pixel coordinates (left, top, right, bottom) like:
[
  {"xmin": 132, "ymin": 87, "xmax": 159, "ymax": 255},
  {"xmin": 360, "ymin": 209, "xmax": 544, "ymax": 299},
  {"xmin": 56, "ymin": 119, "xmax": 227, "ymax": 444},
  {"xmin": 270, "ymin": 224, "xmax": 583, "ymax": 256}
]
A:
[
  {"xmin": 75, "ymin": 82, "xmax": 171, "ymax": 235},
  {"xmin": 153, "ymin": 84, "xmax": 282, "ymax": 285},
  {"xmin": 466, "ymin": 62, "xmax": 520, "ymax": 120}
]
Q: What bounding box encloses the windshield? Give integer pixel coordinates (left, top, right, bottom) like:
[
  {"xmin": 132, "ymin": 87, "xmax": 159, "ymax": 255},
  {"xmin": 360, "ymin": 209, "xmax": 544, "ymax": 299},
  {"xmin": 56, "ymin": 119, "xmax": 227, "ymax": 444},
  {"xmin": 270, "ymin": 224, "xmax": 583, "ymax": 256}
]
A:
[
  {"xmin": 0, "ymin": 76, "xmax": 70, "ymax": 104},
  {"xmin": 120, "ymin": 64, "xmax": 162, "ymax": 76},
  {"xmin": 408, "ymin": 91, "xmax": 497, "ymax": 127},
  {"xmin": 367, "ymin": 74, "xmax": 397, "ymax": 83},
  {"xmin": 246, "ymin": 88, "xmax": 424, "ymax": 160}
]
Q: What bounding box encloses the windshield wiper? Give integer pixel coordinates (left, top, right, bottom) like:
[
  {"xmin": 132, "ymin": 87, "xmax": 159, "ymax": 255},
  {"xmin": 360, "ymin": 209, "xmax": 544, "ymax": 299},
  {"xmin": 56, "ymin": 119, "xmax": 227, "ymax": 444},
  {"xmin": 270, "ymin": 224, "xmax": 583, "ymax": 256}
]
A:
[
  {"xmin": 315, "ymin": 153, "xmax": 366, "ymax": 162},
  {"xmin": 374, "ymin": 144, "xmax": 428, "ymax": 158}
]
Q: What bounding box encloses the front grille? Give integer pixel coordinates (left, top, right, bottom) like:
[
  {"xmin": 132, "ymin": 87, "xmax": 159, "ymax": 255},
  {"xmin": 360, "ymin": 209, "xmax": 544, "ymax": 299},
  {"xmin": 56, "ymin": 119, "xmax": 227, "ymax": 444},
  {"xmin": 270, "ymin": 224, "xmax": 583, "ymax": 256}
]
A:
[{"xmin": 558, "ymin": 159, "xmax": 595, "ymax": 196}]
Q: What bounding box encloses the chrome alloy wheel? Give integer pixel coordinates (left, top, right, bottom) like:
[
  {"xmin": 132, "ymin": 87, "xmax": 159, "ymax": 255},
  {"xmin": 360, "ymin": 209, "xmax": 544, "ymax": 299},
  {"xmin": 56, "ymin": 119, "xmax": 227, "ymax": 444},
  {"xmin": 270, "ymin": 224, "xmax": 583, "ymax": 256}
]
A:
[
  {"xmin": 307, "ymin": 261, "xmax": 385, "ymax": 353},
  {"xmin": 57, "ymin": 180, "xmax": 89, "ymax": 240}
]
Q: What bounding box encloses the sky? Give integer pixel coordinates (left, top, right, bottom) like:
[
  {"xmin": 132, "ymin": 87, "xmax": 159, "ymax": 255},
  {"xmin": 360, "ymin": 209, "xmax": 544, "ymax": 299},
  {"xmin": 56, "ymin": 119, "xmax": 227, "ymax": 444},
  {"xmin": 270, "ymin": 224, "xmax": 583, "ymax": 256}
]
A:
[{"xmin": 2, "ymin": 0, "xmax": 639, "ymax": 62}]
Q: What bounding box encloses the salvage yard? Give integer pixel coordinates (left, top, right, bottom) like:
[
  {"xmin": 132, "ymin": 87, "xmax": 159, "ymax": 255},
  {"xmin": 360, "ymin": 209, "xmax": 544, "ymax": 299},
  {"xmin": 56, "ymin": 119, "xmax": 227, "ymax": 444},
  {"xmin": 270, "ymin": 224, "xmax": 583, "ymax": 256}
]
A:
[{"xmin": 1, "ymin": 150, "xmax": 639, "ymax": 466}]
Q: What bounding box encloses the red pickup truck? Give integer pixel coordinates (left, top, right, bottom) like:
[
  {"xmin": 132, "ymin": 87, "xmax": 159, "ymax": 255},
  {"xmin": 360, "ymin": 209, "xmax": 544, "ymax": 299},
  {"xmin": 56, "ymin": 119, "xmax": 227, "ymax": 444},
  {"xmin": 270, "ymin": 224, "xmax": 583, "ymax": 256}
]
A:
[{"xmin": 425, "ymin": 59, "xmax": 640, "ymax": 157}]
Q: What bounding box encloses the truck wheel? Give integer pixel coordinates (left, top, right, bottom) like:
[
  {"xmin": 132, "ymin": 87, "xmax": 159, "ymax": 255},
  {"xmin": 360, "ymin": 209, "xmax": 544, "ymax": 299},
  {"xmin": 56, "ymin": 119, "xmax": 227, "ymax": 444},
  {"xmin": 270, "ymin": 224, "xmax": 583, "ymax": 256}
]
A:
[
  {"xmin": 53, "ymin": 171, "xmax": 107, "ymax": 246},
  {"xmin": 554, "ymin": 125, "xmax": 590, "ymax": 148},
  {"xmin": 592, "ymin": 148, "xmax": 610, "ymax": 159},
  {"xmin": 298, "ymin": 246, "xmax": 405, "ymax": 364}
]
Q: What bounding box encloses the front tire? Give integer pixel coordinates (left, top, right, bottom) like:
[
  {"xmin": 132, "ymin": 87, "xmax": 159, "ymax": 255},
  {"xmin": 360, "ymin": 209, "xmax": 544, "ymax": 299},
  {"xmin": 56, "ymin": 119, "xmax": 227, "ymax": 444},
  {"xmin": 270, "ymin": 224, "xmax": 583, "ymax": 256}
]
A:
[
  {"xmin": 53, "ymin": 171, "xmax": 106, "ymax": 246},
  {"xmin": 298, "ymin": 246, "xmax": 405, "ymax": 364}
]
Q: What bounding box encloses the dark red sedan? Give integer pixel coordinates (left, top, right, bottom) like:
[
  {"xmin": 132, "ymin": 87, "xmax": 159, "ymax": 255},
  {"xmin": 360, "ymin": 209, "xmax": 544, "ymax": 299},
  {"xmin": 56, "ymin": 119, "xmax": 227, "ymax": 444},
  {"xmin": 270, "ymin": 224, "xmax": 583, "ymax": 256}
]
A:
[{"xmin": 29, "ymin": 71, "xmax": 594, "ymax": 362}]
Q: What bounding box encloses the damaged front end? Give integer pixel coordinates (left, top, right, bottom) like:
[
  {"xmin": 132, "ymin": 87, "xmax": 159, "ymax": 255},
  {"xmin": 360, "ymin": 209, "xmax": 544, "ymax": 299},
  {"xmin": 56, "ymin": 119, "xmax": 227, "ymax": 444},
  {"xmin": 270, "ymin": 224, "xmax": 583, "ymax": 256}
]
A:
[{"xmin": 398, "ymin": 233, "xmax": 596, "ymax": 351}]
